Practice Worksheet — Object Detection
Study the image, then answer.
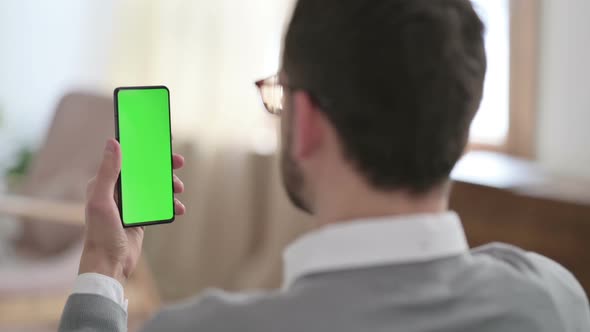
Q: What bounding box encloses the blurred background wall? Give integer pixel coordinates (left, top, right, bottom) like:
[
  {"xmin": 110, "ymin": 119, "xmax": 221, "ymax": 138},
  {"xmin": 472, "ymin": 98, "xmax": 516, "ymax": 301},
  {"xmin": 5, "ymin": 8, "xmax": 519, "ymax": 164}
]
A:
[
  {"xmin": 0, "ymin": 1, "xmax": 115, "ymax": 158},
  {"xmin": 0, "ymin": 0, "xmax": 290, "ymax": 166},
  {"xmin": 1, "ymin": 0, "xmax": 589, "ymax": 179},
  {"xmin": 537, "ymin": 0, "xmax": 590, "ymax": 179}
]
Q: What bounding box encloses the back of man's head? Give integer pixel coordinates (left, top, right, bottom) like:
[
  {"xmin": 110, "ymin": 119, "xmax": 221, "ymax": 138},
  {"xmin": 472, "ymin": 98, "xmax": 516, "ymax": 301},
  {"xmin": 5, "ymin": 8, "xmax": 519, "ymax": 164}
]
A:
[{"xmin": 283, "ymin": 0, "xmax": 486, "ymax": 194}]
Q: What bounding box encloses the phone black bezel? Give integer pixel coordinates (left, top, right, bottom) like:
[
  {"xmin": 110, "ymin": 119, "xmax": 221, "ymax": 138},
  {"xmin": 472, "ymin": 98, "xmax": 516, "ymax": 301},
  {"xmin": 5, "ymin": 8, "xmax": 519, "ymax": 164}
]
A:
[{"xmin": 113, "ymin": 85, "xmax": 175, "ymax": 228}]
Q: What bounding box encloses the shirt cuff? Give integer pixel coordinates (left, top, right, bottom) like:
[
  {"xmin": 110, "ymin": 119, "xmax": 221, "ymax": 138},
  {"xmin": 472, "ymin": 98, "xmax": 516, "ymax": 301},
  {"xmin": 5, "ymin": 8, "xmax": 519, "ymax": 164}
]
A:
[{"xmin": 73, "ymin": 273, "xmax": 128, "ymax": 312}]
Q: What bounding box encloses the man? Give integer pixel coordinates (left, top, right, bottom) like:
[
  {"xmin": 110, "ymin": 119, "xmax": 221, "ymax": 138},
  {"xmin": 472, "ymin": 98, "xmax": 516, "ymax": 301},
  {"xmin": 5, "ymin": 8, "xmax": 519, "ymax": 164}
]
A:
[{"xmin": 59, "ymin": 0, "xmax": 590, "ymax": 331}]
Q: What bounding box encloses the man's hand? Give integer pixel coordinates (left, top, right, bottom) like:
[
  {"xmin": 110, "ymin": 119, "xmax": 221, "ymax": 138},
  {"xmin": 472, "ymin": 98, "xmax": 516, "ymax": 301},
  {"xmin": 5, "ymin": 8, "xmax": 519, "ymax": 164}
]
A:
[{"xmin": 79, "ymin": 138, "xmax": 186, "ymax": 284}]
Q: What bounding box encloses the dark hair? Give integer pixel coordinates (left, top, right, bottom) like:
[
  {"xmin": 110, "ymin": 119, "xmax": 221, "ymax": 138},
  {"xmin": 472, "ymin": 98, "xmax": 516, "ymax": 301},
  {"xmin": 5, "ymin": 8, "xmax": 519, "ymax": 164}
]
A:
[{"xmin": 283, "ymin": 0, "xmax": 486, "ymax": 193}]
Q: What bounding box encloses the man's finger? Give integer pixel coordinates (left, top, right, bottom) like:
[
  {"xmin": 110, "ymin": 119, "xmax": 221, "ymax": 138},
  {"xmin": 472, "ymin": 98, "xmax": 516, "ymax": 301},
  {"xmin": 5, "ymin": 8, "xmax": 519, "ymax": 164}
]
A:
[
  {"xmin": 93, "ymin": 139, "xmax": 122, "ymax": 198},
  {"xmin": 173, "ymin": 175, "xmax": 184, "ymax": 193},
  {"xmin": 173, "ymin": 154, "xmax": 185, "ymax": 170},
  {"xmin": 174, "ymin": 198, "xmax": 186, "ymax": 215}
]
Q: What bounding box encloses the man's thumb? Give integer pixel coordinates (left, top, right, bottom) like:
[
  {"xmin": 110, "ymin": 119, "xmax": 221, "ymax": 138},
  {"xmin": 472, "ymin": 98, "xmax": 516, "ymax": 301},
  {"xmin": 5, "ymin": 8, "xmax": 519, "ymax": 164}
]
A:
[{"xmin": 94, "ymin": 139, "xmax": 121, "ymax": 197}]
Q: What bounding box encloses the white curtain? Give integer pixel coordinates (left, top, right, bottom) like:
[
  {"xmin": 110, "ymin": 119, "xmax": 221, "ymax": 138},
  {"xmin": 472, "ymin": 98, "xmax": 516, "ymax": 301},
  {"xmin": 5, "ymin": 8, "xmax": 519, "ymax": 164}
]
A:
[{"xmin": 109, "ymin": 0, "xmax": 293, "ymax": 148}]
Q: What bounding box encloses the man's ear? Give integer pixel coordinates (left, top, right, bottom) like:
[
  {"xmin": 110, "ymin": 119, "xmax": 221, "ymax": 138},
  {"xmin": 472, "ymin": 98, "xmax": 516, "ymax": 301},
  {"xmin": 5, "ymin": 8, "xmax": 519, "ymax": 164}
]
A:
[{"xmin": 291, "ymin": 91, "xmax": 324, "ymax": 161}]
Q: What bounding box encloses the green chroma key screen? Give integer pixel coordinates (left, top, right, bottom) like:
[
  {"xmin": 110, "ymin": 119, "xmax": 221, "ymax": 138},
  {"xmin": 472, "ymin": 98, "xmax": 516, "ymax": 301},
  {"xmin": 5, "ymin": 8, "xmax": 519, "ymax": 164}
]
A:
[{"xmin": 115, "ymin": 86, "xmax": 174, "ymax": 227}]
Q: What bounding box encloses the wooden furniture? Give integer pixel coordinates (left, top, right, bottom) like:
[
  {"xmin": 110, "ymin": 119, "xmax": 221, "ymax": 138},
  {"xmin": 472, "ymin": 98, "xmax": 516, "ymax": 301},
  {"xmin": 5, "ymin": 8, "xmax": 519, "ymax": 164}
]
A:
[
  {"xmin": 507, "ymin": 0, "xmax": 540, "ymax": 158},
  {"xmin": 0, "ymin": 195, "xmax": 84, "ymax": 226},
  {"xmin": 451, "ymin": 151, "xmax": 590, "ymax": 294},
  {"xmin": 0, "ymin": 92, "xmax": 160, "ymax": 331}
]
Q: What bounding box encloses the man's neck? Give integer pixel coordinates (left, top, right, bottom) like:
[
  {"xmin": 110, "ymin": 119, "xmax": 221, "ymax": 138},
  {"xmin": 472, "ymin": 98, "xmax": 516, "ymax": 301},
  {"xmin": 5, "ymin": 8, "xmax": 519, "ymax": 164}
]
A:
[{"xmin": 312, "ymin": 182, "xmax": 450, "ymax": 227}]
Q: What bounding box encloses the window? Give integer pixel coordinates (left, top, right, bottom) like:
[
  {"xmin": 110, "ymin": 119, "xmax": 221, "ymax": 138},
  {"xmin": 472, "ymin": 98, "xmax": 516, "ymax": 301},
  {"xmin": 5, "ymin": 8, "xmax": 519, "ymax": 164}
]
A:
[
  {"xmin": 469, "ymin": 0, "xmax": 540, "ymax": 159},
  {"xmin": 470, "ymin": 0, "xmax": 510, "ymax": 145}
]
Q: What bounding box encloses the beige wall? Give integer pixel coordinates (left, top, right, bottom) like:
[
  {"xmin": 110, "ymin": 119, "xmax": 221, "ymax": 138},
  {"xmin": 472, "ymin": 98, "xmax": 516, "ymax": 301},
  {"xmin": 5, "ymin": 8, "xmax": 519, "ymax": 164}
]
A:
[{"xmin": 536, "ymin": 0, "xmax": 590, "ymax": 179}]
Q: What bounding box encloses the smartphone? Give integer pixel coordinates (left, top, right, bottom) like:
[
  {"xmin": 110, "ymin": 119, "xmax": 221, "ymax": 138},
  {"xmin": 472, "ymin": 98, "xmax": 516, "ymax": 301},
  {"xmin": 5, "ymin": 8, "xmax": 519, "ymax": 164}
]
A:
[{"xmin": 114, "ymin": 86, "xmax": 175, "ymax": 227}]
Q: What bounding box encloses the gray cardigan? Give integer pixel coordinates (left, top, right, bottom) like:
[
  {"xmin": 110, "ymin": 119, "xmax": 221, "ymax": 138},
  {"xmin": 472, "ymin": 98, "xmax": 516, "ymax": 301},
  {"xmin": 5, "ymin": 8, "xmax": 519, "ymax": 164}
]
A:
[{"xmin": 59, "ymin": 243, "xmax": 590, "ymax": 332}]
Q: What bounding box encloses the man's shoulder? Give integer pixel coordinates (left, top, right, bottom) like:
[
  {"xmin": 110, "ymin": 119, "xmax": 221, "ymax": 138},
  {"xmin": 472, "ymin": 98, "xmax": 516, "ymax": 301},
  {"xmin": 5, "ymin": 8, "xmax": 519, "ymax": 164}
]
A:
[
  {"xmin": 471, "ymin": 242, "xmax": 582, "ymax": 287},
  {"xmin": 470, "ymin": 242, "xmax": 590, "ymax": 326},
  {"xmin": 141, "ymin": 288, "xmax": 288, "ymax": 332}
]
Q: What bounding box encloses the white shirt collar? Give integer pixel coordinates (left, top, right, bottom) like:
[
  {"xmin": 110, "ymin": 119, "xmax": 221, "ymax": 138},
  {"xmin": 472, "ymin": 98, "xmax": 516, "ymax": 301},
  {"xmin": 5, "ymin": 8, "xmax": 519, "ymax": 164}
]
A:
[{"xmin": 282, "ymin": 211, "xmax": 468, "ymax": 289}]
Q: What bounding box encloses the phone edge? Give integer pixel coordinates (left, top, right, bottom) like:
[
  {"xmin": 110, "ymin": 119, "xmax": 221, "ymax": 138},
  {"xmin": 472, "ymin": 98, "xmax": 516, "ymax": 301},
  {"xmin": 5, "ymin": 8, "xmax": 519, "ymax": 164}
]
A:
[{"xmin": 113, "ymin": 86, "xmax": 176, "ymax": 229}]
